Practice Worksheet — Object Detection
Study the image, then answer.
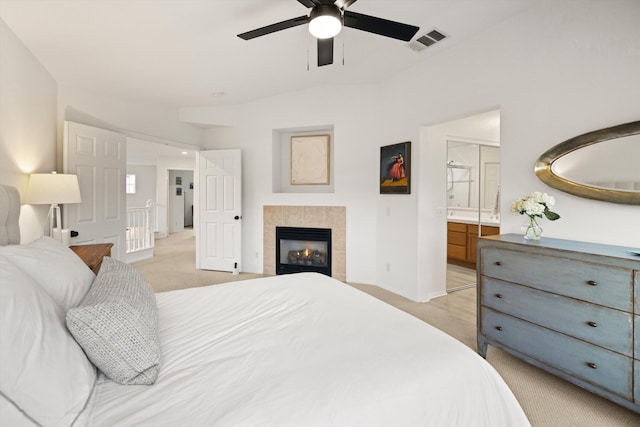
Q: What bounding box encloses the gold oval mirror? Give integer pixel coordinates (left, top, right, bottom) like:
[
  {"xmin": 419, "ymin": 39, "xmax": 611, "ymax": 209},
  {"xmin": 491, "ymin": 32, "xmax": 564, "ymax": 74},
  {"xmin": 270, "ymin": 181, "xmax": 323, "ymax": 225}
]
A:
[{"xmin": 534, "ymin": 121, "xmax": 640, "ymax": 205}]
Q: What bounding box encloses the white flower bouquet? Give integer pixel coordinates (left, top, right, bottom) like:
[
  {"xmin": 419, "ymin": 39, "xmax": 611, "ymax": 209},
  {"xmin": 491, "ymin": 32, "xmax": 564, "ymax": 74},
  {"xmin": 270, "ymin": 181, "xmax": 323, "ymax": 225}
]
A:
[
  {"xmin": 511, "ymin": 192, "xmax": 560, "ymax": 221},
  {"xmin": 511, "ymin": 192, "xmax": 560, "ymax": 239}
]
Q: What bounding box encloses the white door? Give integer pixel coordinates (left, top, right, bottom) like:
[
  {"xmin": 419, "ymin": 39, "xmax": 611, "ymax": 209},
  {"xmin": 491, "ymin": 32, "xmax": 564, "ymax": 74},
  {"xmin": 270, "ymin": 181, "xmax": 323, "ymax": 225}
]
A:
[
  {"xmin": 64, "ymin": 121, "xmax": 127, "ymax": 260},
  {"xmin": 196, "ymin": 149, "xmax": 242, "ymax": 272}
]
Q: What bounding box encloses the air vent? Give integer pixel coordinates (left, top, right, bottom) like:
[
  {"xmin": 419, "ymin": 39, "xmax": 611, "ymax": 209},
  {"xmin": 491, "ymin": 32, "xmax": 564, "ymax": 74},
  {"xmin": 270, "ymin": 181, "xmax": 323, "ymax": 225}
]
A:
[{"xmin": 407, "ymin": 28, "xmax": 447, "ymax": 52}]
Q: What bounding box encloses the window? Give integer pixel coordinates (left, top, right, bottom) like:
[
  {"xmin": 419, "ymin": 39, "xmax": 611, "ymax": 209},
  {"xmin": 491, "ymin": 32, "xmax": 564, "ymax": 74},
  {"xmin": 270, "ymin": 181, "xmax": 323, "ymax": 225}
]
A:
[{"xmin": 126, "ymin": 174, "xmax": 136, "ymax": 194}]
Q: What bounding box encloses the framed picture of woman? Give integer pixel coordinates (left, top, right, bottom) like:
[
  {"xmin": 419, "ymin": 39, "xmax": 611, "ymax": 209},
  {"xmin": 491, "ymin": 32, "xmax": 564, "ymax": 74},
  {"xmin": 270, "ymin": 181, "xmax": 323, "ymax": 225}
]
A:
[{"xmin": 380, "ymin": 142, "xmax": 411, "ymax": 194}]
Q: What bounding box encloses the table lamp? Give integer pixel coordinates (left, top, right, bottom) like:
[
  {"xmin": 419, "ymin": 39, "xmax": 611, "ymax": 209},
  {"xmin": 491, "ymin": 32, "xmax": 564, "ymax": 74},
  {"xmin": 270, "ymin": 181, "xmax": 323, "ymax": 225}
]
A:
[{"xmin": 27, "ymin": 172, "xmax": 82, "ymax": 245}]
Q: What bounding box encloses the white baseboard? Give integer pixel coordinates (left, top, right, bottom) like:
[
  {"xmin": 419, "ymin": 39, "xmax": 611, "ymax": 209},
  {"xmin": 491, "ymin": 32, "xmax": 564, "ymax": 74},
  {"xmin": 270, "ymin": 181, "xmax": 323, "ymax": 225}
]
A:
[{"xmin": 126, "ymin": 248, "xmax": 154, "ymax": 263}]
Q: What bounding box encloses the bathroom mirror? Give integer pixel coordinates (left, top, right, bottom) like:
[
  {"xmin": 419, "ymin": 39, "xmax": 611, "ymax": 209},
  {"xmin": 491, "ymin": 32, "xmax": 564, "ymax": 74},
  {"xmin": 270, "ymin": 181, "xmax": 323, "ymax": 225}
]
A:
[
  {"xmin": 447, "ymin": 141, "xmax": 500, "ymax": 209},
  {"xmin": 534, "ymin": 121, "xmax": 640, "ymax": 205}
]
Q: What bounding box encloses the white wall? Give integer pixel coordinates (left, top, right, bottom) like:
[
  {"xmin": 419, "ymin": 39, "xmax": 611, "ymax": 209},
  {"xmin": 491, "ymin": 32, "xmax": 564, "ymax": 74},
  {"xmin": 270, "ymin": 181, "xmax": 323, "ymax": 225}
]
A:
[
  {"xmin": 3, "ymin": 3, "xmax": 638, "ymax": 300},
  {"xmin": 57, "ymin": 85, "xmax": 203, "ymax": 161},
  {"xmin": 182, "ymin": 84, "xmax": 380, "ymax": 284},
  {"xmin": 0, "ymin": 18, "xmax": 57, "ymax": 243},
  {"xmin": 182, "ymin": 1, "xmax": 640, "ymax": 300},
  {"xmin": 126, "ymin": 165, "xmax": 156, "ymax": 208},
  {"xmin": 0, "ymin": 16, "xmax": 204, "ymax": 243},
  {"xmin": 398, "ymin": 0, "xmax": 640, "ymax": 300}
]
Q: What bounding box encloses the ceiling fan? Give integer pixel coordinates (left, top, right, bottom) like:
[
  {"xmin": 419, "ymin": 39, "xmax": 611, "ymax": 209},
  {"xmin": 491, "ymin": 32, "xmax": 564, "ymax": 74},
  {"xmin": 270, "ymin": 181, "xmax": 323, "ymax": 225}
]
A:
[{"xmin": 237, "ymin": 0, "xmax": 420, "ymax": 67}]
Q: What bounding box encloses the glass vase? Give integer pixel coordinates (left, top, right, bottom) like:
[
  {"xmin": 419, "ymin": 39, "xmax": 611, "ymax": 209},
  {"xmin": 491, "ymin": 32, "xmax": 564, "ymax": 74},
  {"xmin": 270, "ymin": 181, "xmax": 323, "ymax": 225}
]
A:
[{"xmin": 522, "ymin": 216, "xmax": 543, "ymax": 240}]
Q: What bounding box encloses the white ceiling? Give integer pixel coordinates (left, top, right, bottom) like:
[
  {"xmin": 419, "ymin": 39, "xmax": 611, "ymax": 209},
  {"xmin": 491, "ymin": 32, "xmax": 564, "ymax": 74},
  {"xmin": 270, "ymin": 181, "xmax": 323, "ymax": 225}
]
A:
[{"xmin": 0, "ymin": 0, "xmax": 535, "ymax": 108}]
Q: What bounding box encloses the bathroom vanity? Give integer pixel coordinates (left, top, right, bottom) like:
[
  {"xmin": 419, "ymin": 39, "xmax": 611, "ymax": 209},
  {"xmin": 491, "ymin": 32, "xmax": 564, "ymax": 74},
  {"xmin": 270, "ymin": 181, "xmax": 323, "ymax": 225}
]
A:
[{"xmin": 447, "ymin": 214, "xmax": 499, "ymax": 268}]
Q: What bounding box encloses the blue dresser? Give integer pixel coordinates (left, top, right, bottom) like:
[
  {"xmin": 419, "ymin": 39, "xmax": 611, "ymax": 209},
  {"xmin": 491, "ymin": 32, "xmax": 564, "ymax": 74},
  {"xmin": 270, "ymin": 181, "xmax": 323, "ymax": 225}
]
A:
[{"xmin": 477, "ymin": 234, "xmax": 640, "ymax": 413}]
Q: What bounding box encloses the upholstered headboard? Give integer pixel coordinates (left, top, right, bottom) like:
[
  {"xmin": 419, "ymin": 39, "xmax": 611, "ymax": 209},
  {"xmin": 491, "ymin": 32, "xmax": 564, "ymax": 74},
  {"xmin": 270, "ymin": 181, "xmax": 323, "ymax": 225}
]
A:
[{"xmin": 0, "ymin": 185, "xmax": 21, "ymax": 245}]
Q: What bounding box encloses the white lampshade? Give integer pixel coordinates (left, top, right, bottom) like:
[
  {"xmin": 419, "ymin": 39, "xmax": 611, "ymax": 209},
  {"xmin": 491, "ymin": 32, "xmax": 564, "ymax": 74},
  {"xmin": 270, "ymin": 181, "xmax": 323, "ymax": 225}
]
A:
[
  {"xmin": 309, "ymin": 5, "xmax": 342, "ymax": 39},
  {"xmin": 27, "ymin": 172, "xmax": 82, "ymax": 205}
]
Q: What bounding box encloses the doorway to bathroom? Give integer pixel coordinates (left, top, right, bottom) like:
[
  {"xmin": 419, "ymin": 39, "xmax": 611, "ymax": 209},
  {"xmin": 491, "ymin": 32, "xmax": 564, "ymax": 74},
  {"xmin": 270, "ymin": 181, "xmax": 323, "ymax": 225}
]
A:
[{"xmin": 444, "ymin": 111, "xmax": 501, "ymax": 293}]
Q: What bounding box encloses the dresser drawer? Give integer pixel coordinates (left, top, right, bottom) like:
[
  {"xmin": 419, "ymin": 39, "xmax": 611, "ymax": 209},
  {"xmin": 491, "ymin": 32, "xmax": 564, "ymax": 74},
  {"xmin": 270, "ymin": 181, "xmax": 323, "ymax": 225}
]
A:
[
  {"xmin": 635, "ymin": 360, "xmax": 640, "ymax": 405},
  {"xmin": 480, "ymin": 248, "xmax": 633, "ymax": 311},
  {"xmin": 482, "ymin": 307, "xmax": 633, "ymax": 399},
  {"xmin": 635, "ymin": 315, "xmax": 640, "ymax": 360},
  {"xmin": 482, "ymin": 277, "xmax": 633, "ymax": 356},
  {"xmin": 635, "ymin": 271, "xmax": 639, "ymax": 315}
]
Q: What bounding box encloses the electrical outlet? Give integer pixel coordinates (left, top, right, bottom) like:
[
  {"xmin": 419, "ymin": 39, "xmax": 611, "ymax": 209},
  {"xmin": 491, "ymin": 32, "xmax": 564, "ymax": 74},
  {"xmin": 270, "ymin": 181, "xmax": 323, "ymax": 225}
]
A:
[{"xmin": 386, "ymin": 263, "xmax": 390, "ymax": 272}]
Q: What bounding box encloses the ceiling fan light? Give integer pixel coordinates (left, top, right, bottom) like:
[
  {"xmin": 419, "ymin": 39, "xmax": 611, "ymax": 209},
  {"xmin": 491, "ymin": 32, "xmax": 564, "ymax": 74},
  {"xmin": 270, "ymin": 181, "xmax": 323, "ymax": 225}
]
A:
[{"xmin": 309, "ymin": 5, "xmax": 342, "ymax": 39}]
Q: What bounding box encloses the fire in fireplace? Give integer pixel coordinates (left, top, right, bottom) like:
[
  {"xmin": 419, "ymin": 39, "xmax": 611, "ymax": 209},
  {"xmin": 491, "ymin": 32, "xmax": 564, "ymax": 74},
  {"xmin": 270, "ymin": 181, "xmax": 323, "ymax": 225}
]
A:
[{"xmin": 276, "ymin": 226, "xmax": 331, "ymax": 276}]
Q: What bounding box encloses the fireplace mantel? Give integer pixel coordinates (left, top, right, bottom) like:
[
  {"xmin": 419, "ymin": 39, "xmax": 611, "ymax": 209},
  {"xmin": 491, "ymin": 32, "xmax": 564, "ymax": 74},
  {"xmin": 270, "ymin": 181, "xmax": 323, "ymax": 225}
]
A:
[{"xmin": 263, "ymin": 206, "xmax": 346, "ymax": 281}]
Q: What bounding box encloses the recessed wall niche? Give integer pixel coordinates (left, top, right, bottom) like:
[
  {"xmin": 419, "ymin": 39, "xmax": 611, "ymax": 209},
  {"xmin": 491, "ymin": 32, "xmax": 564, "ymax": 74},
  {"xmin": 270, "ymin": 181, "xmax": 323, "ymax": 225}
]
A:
[{"xmin": 272, "ymin": 125, "xmax": 335, "ymax": 193}]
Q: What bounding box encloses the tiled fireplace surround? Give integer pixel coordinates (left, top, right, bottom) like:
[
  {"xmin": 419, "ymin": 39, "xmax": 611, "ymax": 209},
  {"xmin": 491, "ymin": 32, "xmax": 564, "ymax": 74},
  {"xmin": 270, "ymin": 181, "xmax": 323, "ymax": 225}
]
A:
[{"xmin": 263, "ymin": 206, "xmax": 346, "ymax": 282}]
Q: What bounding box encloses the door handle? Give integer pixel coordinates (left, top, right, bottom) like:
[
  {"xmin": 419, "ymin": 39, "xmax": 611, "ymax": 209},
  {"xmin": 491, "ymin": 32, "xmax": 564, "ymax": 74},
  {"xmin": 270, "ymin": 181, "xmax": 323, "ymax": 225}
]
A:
[{"xmin": 234, "ymin": 215, "xmax": 242, "ymax": 220}]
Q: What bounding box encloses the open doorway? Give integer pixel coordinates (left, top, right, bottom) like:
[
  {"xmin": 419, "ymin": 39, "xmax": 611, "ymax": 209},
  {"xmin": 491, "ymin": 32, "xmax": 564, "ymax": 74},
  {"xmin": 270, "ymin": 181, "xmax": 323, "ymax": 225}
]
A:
[
  {"xmin": 446, "ymin": 113, "xmax": 500, "ymax": 292},
  {"xmin": 168, "ymin": 170, "xmax": 194, "ymax": 233},
  {"xmin": 446, "ymin": 140, "xmax": 500, "ymax": 292},
  {"xmin": 435, "ymin": 110, "xmax": 501, "ymax": 293},
  {"xmin": 416, "ymin": 108, "xmax": 500, "ymax": 301},
  {"xmin": 126, "ymin": 137, "xmax": 197, "ymax": 247}
]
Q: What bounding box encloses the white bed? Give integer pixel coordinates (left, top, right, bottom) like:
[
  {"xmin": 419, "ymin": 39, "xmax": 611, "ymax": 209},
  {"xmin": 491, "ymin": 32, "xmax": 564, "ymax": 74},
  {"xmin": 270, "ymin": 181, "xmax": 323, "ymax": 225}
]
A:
[{"xmin": 0, "ymin": 185, "xmax": 529, "ymax": 426}]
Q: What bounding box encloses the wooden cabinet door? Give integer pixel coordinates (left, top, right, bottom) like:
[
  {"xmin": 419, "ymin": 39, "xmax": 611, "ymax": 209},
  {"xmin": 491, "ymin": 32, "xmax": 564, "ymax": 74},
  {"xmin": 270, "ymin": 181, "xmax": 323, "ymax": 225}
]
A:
[
  {"xmin": 447, "ymin": 222, "xmax": 467, "ymax": 261},
  {"xmin": 468, "ymin": 233, "xmax": 479, "ymax": 263}
]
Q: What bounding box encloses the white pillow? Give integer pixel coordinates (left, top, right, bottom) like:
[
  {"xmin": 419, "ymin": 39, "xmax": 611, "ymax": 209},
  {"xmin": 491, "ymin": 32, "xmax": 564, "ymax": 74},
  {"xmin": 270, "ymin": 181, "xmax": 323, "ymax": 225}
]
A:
[
  {"xmin": 0, "ymin": 256, "xmax": 97, "ymax": 427},
  {"xmin": 0, "ymin": 237, "xmax": 95, "ymax": 311},
  {"xmin": 67, "ymin": 257, "xmax": 161, "ymax": 385}
]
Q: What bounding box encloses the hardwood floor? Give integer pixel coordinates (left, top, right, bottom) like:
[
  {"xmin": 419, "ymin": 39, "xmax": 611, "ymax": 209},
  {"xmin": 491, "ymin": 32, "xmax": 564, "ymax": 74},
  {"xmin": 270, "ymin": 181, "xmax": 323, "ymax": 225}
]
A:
[
  {"xmin": 446, "ymin": 263, "xmax": 476, "ymax": 292},
  {"xmin": 349, "ymin": 282, "xmax": 478, "ymax": 337}
]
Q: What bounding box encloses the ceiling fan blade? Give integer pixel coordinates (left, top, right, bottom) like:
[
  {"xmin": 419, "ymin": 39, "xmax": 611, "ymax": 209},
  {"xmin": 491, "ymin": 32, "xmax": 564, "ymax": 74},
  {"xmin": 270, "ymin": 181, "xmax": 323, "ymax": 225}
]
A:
[
  {"xmin": 343, "ymin": 10, "xmax": 419, "ymax": 41},
  {"xmin": 317, "ymin": 37, "xmax": 334, "ymax": 66},
  {"xmin": 238, "ymin": 15, "xmax": 308, "ymax": 40},
  {"xmin": 297, "ymin": 0, "xmax": 323, "ymax": 7},
  {"xmin": 335, "ymin": 0, "xmax": 358, "ymax": 9}
]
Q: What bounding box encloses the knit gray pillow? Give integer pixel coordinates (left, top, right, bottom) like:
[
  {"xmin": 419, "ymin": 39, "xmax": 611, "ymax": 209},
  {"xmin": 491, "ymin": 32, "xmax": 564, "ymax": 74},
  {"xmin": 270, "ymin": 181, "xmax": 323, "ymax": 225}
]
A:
[{"xmin": 66, "ymin": 257, "xmax": 161, "ymax": 385}]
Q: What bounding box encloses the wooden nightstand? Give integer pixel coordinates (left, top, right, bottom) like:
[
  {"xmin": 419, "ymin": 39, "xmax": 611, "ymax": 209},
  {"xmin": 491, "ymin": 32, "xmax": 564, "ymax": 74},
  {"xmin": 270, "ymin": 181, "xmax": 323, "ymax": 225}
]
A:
[{"xmin": 70, "ymin": 243, "xmax": 113, "ymax": 274}]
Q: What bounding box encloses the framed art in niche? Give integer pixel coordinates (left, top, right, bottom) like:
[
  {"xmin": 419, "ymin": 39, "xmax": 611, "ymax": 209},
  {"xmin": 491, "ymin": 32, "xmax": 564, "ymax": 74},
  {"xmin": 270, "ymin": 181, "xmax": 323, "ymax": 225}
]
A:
[
  {"xmin": 380, "ymin": 142, "xmax": 411, "ymax": 194},
  {"xmin": 291, "ymin": 134, "xmax": 330, "ymax": 185}
]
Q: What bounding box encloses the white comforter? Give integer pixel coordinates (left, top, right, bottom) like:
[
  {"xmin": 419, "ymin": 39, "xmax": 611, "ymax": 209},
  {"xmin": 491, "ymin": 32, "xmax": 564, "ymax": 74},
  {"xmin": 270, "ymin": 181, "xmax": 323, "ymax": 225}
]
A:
[{"xmin": 79, "ymin": 273, "xmax": 529, "ymax": 426}]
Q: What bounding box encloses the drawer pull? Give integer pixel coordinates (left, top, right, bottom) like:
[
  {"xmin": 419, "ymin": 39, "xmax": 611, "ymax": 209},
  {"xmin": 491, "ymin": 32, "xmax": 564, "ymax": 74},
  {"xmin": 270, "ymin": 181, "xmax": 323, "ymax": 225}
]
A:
[
  {"xmin": 495, "ymin": 326, "xmax": 503, "ymax": 331},
  {"xmin": 495, "ymin": 261, "xmax": 502, "ymax": 266},
  {"xmin": 586, "ymin": 362, "xmax": 597, "ymax": 369},
  {"xmin": 495, "ymin": 293, "xmax": 503, "ymax": 299},
  {"xmin": 586, "ymin": 280, "xmax": 598, "ymax": 286},
  {"xmin": 587, "ymin": 321, "xmax": 598, "ymax": 328}
]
